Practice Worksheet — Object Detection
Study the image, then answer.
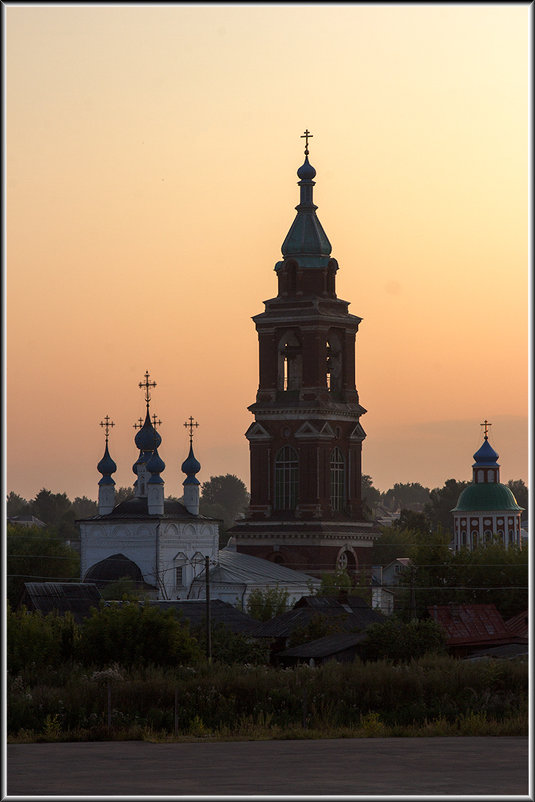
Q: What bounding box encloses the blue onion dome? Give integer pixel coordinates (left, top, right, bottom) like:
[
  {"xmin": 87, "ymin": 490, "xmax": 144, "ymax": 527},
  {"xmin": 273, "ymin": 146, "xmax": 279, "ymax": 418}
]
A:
[
  {"xmin": 473, "ymin": 438, "xmax": 499, "ymax": 467},
  {"xmin": 297, "ymin": 156, "xmax": 316, "ymax": 180},
  {"xmin": 181, "ymin": 444, "xmax": 201, "ymax": 485},
  {"xmin": 146, "ymin": 448, "xmax": 165, "ymax": 477},
  {"xmin": 97, "ymin": 443, "xmax": 117, "ymax": 477},
  {"xmin": 134, "ymin": 410, "xmax": 162, "ymax": 451}
]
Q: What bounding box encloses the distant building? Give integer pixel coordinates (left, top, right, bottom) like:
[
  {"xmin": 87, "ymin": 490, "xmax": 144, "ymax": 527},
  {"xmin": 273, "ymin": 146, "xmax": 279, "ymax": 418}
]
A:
[
  {"xmin": 451, "ymin": 422, "xmax": 524, "ymax": 551},
  {"xmin": 8, "ymin": 514, "xmax": 46, "ymax": 528},
  {"xmin": 231, "ymin": 134, "xmax": 379, "ymax": 576},
  {"xmin": 428, "ymin": 603, "xmax": 528, "ymax": 659},
  {"xmin": 188, "ymin": 547, "xmax": 320, "ymax": 609},
  {"xmin": 78, "ymin": 374, "xmax": 219, "ymax": 600},
  {"xmin": 78, "ymin": 372, "xmax": 323, "ymax": 605}
]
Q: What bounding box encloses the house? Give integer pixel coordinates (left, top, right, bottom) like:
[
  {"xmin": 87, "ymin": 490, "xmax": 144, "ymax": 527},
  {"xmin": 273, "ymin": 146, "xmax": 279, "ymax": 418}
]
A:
[
  {"xmin": 251, "ymin": 593, "xmax": 384, "ymax": 661},
  {"xmin": 8, "ymin": 514, "xmax": 46, "ymax": 528},
  {"xmin": 504, "ymin": 609, "xmax": 528, "ymax": 639},
  {"xmin": 427, "ymin": 603, "xmax": 528, "ymax": 658},
  {"xmin": 19, "ymin": 582, "xmax": 102, "ymax": 625},
  {"xmin": 275, "ymin": 631, "xmax": 369, "ymax": 667},
  {"xmin": 187, "ymin": 547, "xmax": 320, "ymax": 609}
]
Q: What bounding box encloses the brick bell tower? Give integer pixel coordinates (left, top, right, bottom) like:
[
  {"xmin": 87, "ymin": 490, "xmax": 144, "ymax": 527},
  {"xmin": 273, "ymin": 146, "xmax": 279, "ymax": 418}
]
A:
[{"xmin": 230, "ymin": 132, "xmax": 378, "ymax": 577}]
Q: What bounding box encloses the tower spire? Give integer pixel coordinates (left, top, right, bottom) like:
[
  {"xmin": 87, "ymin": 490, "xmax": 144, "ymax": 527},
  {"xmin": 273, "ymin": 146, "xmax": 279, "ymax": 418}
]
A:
[
  {"xmin": 182, "ymin": 417, "xmax": 201, "ymax": 516},
  {"xmin": 277, "ymin": 131, "xmax": 332, "ymax": 269},
  {"xmin": 97, "ymin": 415, "xmax": 117, "ymax": 515}
]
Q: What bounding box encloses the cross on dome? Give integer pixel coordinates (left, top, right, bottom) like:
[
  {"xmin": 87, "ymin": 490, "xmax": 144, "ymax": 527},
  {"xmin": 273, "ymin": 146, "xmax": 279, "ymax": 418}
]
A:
[
  {"xmin": 184, "ymin": 416, "xmax": 199, "ymax": 445},
  {"xmin": 152, "ymin": 414, "xmax": 162, "ymax": 429},
  {"xmin": 139, "ymin": 370, "xmax": 157, "ymax": 407},
  {"xmin": 133, "ymin": 417, "xmax": 144, "ymax": 430},
  {"xmin": 480, "ymin": 419, "xmax": 492, "ymax": 440},
  {"xmin": 100, "ymin": 415, "xmax": 115, "ymax": 443},
  {"xmin": 301, "ymin": 129, "xmax": 313, "ymax": 155}
]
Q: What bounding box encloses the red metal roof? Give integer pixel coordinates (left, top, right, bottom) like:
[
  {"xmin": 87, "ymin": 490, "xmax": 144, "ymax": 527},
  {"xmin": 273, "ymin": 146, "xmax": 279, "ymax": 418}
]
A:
[
  {"xmin": 427, "ymin": 603, "xmax": 517, "ymax": 646},
  {"xmin": 505, "ymin": 610, "xmax": 529, "ymax": 639}
]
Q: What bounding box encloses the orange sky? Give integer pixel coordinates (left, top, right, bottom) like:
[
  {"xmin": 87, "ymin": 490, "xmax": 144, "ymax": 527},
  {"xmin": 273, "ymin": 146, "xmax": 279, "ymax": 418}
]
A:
[{"xmin": 5, "ymin": 4, "xmax": 530, "ymax": 501}]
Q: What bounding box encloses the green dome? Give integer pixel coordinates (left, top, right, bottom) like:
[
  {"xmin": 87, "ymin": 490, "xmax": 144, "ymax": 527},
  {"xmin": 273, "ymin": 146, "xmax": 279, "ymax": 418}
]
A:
[{"xmin": 452, "ymin": 483, "xmax": 523, "ymax": 513}]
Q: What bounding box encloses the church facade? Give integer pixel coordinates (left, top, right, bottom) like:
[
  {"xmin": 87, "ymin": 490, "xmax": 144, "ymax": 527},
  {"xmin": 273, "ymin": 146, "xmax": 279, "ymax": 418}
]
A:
[
  {"xmin": 78, "ymin": 374, "xmax": 219, "ymax": 600},
  {"xmin": 230, "ymin": 134, "xmax": 378, "ymax": 576},
  {"xmin": 451, "ymin": 422, "xmax": 524, "ymax": 552}
]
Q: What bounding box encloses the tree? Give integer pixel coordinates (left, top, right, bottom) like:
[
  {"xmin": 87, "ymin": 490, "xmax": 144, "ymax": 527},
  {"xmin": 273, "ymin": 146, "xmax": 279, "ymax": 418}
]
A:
[
  {"xmin": 381, "ymin": 482, "xmax": 430, "ymax": 511},
  {"xmin": 7, "ymin": 524, "xmax": 81, "ymax": 608},
  {"xmin": 100, "ymin": 576, "xmax": 146, "ymax": 601},
  {"xmin": 371, "ymin": 527, "xmax": 412, "ymax": 568},
  {"xmin": 317, "ymin": 569, "xmax": 352, "ymax": 596},
  {"xmin": 30, "ymin": 489, "xmax": 72, "ymax": 528},
  {"xmin": 361, "ymin": 617, "xmax": 446, "ymax": 662},
  {"xmin": 393, "ymin": 510, "xmax": 430, "ymax": 535},
  {"xmin": 72, "ymin": 496, "xmax": 98, "ymax": 519},
  {"xmin": 76, "ymin": 602, "xmax": 202, "ymax": 668},
  {"xmin": 507, "ymin": 480, "xmax": 528, "ymax": 519},
  {"xmin": 424, "ymin": 479, "xmax": 471, "ymax": 534},
  {"xmin": 361, "ymin": 475, "xmax": 381, "ymax": 519},
  {"xmin": 246, "ymin": 586, "xmax": 289, "ymax": 621},
  {"xmin": 193, "ymin": 622, "xmax": 269, "ymax": 665},
  {"xmin": 200, "ymin": 475, "xmax": 249, "ymax": 530},
  {"xmin": 114, "ymin": 487, "xmax": 135, "ymax": 505},
  {"xmin": 6, "ymin": 492, "xmax": 31, "ymax": 518},
  {"xmin": 7, "ymin": 605, "xmax": 79, "ymax": 674},
  {"xmin": 287, "ymin": 613, "xmax": 346, "ymax": 648}
]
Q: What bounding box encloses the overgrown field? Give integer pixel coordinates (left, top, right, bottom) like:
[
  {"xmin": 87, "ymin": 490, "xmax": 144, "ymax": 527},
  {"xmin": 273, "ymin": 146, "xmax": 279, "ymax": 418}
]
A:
[{"xmin": 8, "ymin": 655, "xmax": 527, "ymax": 742}]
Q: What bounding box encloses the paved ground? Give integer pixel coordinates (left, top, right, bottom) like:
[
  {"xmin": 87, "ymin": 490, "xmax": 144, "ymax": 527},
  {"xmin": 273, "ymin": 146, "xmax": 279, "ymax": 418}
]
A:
[{"xmin": 7, "ymin": 737, "xmax": 529, "ymax": 798}]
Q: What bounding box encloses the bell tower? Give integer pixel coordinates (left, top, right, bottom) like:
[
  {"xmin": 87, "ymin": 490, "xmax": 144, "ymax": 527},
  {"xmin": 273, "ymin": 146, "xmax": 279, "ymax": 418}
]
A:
[{"xmin": 231, "ymin": 133, "xmax": 378, "ymax": 576}]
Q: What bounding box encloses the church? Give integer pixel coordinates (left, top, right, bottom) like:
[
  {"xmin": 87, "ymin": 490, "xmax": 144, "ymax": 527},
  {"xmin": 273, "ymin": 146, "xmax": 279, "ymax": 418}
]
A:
[
  {"xmin": 78, "ymin": 373, "xmax": 220, "ymax": 600},
  {"xmin": 230, "ymin": 132, "xmax": 379, "ymax": 576},
  {"xmin": 451, "ymin": 422, "xmax": 524, "ymax": 551},
  {"xmin": 79, "ymin": 134, "xmax": 378, "ymax": 596}
]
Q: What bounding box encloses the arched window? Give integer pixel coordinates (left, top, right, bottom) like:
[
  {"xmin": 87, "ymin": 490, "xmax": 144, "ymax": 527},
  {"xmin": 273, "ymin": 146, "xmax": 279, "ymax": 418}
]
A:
[
  {"xmin": 326, "ymin": 333, "xmax": 342, "ymax": 392},
  {"xmin": 274, "ymin": 446, "xmax": 298, "ymax": 510},
  {"xmin": 278, "ymin": 331, "xmax": 302, "ymax": 392},
  {"xmin": 330, "ymin": 447, "xmax": 345, "ymax": 512}
]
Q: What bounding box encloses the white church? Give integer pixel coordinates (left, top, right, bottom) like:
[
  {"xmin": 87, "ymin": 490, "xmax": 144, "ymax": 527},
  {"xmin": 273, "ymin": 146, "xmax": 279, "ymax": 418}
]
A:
[{"xmin": 78, "ymin": 371, "xmax": 319, "ymax": 605}]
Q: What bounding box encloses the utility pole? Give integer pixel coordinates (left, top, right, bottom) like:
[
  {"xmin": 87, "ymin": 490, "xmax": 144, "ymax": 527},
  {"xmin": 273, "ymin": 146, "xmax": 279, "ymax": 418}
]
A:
[{"xmin": 205, "ymin": 555, "xmax": 212, "ymax": 664}]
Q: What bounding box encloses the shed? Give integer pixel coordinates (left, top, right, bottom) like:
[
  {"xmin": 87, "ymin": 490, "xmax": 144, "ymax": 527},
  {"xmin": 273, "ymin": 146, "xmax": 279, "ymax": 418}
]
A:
[
  {"xmin": 19, "ymin": 582, "xmax": 102, "ymax": 624},
  {"xmin": 276, "ymin": 631, "xmax": 368, "ymax": 667},
  {"xmin": 427, "ymin": 603, "xmax": 528, "ymax": 657}
]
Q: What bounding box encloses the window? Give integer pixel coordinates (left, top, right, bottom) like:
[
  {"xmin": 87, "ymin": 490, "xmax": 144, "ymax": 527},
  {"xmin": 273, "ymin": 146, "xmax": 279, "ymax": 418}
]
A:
[
  {"xmin": 274, "ymin": 446, "xmax": 298, "ymax": 510},
  {"xmin": 278, "ymin": 332, "xmax": 302, "ymax": 392},
  {"xmin": 326, "ymin": 333, "xmax": 342, "ymax": 392},
  {"xmin": 175, "ymin": 566, "xmax": 183, "ymax": 586},
  {"xmin": 330, "ymin": 447, "xmax": 345, "ymax": 511}
]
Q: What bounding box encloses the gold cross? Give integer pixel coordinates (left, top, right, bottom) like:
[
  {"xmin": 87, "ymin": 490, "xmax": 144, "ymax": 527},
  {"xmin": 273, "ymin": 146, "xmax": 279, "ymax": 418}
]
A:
[
  {"xmin": 139, "ymin": 370, "xmax": 156, "ymax": 405},
  {"xmin": 480, "ymin": 419, "xmax": 492, "ymax": 439},
  {"xmin": 133, "ymin": 417, "xmax": 144, "ymax": 430},
  {"xmin": 301, "ymin": 129, "xmax": 313, "ymax": 155},
  {"xmin": 184, "ymin": 416, "xmax": 199, "ymax": 444},
  {"xmin": 152, "ymin": 414, "xmax": 162, "ymax": 429},
  {"xmin": 100, "ymin": 415, "xmax": 115, "ymax": 442}
]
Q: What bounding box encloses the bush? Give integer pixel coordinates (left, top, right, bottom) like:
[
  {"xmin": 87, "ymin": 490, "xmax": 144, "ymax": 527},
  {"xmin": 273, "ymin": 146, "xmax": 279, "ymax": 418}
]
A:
[{"xmin": 76, "ymin": 602, "xmax": 202, "ymax": 668}]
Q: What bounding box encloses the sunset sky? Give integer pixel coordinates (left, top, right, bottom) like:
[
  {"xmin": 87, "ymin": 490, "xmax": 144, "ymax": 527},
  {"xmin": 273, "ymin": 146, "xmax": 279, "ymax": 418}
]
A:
[{"xmin": 5, "ymin": 4, "xmax": 530, "ymax": 503}]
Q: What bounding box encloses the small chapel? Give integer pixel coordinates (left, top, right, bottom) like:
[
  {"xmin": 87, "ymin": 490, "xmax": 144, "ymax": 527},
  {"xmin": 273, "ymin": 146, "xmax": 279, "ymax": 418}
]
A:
[
  {"xmin": 78, "ymin": 372, "xmax": 219, "ymax": 600},
  {"xmin": 230, "ymin": 132, "xmax": 379, "ymax": 577},
  {"xmin": 451, "ymin": 421, "xmax": 524, "ymax": 551}
]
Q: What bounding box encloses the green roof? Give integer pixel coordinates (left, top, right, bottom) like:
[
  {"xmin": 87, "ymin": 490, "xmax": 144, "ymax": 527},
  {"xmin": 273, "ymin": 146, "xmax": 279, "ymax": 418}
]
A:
[{"xmin": 452, "ymin": 483, "xmax": 523, "ymax": 513}]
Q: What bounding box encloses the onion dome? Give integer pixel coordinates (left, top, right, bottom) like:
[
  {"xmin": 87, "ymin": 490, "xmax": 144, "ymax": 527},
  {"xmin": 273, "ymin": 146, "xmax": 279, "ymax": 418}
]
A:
[
  {"xmin": 276, "ymin": 149, "xmax": 332, "ymax": 271},
  {"xmin": 97, "ymin": 443, "xmax": 117, "ymax": 486},
  {"xmin": 146, "ymin": 448, "xmax": 165, "ymax": 484},
  {"xmin": 473, "ymin": 438, "xmax": 499, "ymax": 467},
  {"xmin": 134, "ymin": 410, "xmax": 162, "ymax": 452},
  {"xmin": 297, "ymin": 155, "xmax": 316, "ymax": 180},
  {"xmin": 452, "ymin": 483, "xmax": 523, "ymax": 513},
  {"xmin": 181, "ymin": 444, "xmax": 201, "ymax": 486}
]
